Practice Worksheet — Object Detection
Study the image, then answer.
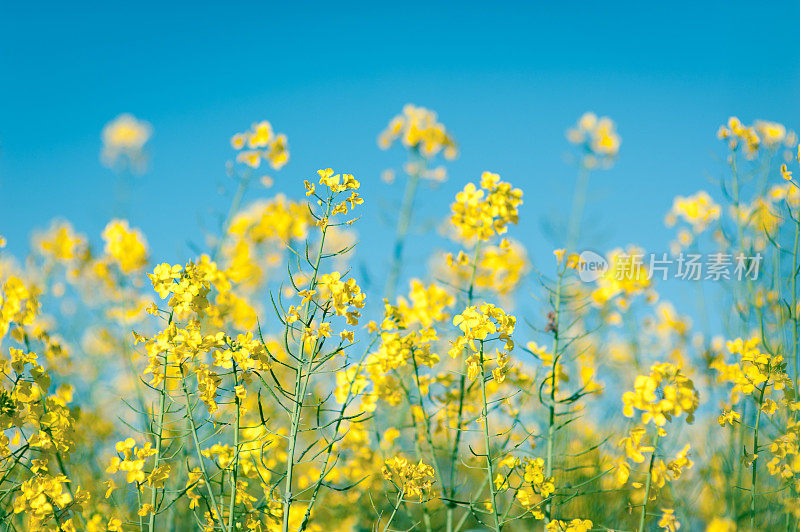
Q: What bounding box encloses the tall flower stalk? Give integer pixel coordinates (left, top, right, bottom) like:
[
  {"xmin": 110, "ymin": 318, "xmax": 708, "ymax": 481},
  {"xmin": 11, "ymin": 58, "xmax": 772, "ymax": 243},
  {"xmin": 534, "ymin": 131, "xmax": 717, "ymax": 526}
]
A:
[{"xmin": 378, "ymin": 104, "xmax": 457, "ymax": 300}]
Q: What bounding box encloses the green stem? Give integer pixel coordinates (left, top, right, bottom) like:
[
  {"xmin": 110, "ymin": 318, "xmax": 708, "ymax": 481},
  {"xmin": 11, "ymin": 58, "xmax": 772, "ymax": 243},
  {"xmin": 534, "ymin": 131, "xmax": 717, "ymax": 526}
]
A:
[
  {"xmin": 410, "ymin": 352, "xmax": 448, "ymax": 509},
  {"xmin": 452, "ymin": 477, "xmax": 490, "ymax": 532},
  {"xmin": 295, "ymin": 336, "xmax": 379, "ymax": 532},
  {"xmin": 228, "ymin": 363, "xmax": 240, "ymax": 530},
  {"xmin": 751, "ymin": 385, "xmax": 766, "ymax": 530},
  {"xmin": 282, "ymin": 357, "xmax": 306, "ymax": 532},
  {"xmin": 545, "ymin": 267, "xmax": 564, "ymax": 522},
  {"xmin": 407, "ymin": 407, "xmax": 433, "ymax": 532},
  {"xmin": 479, "ymin": 342, "xmax": 501, "ymax": 532},
  {"xmin": 792, "ymin": 204, "xmax": 799, "ymax": 394},
  {"xmin": 180, "ymin": 366, "xmax": 228, "ymax": 532},
  {"xmin": 383, "ymin": 490, "xmax": 404, "ymax": 532},
  {"xmin": 638, "ymin": 431, "xmax": 660, "ymax": 532},
  {"xmin": 385, "ymin": 152, "xmax": 423, "ymax": 300},
  {"xmin": 213, "ymin": 173, "xmax": 252, "ymax": 262},
  {"xmin": 283, "ymin": 197, "xmax": 332, "ymax": 532},
  {"xmin": 566, "ymin": 164, "xmax": 590, "ymax": 250},
  {"xmin": 446, "ymin": 242, "xmax": 483, "ymax": 531},
  {"xmin": 148, "ymin": 353, "xmax": 168, "ymax": 531}
]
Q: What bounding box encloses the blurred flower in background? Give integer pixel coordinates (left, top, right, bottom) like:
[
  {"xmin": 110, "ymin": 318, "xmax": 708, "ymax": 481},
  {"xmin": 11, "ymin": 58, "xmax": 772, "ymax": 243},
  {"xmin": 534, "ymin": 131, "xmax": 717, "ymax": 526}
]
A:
[
  {"xmin": 378, "ymin": 103, "xmax": 457, "ymax": 183},
  {"xmin": 100, "ymin": 113, "xmax": 152, "ymax": 173},
  {"xmin": 230, "ymin": 120, "xmax": 289, "ymax": 170},
  {"xmin": 566, "ymin": 111, "xmax": 621, "ymax": 169},
  {"xmin": 378, "ymin": 103, "xmax": 458, "ymax": 161},
  {"xmin": 664, "ymin": 191, "xmax": 721, "ymax": 234},
  {"xmin": 754, "ymin": 119, "xmax": 787, "ymax": 149}
]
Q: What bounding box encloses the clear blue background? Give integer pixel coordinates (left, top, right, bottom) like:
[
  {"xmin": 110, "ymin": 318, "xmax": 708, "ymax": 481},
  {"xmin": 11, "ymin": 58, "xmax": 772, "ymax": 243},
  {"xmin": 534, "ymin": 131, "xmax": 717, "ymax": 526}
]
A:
[{"xmin": 1, "ymin": 1, "xmax": 799, "ymax": 312}]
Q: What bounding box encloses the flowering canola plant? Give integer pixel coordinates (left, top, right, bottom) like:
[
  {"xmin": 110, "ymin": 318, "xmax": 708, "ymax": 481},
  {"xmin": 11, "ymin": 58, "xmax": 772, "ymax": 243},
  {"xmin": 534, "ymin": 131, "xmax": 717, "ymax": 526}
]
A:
[{"xmin": 2, "ymin": 109, "xmax": 800, "ymax": 532}]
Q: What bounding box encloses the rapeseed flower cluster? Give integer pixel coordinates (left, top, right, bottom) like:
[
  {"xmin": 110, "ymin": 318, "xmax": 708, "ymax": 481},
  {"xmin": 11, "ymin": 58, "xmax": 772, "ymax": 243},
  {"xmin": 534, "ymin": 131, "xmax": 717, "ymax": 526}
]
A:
[
  {"xmin": 382, "ymin": 456, "xmax": 436, "ymax": 499},
  {"xmin": 622, "ymin": 362, "xmax": 699, "ymax": 428},
  {"xmin": 450, "ymin": 172, "xmax": 523, "ymax": 241},
  {"xmin": 664, "ymin": 191, "xmax": 721, "ymax": 234},
  {"xmin": 566, "ymin": 112, "xmax": 621, "ymax": 168},
  {"xmin": 101, "ymin": 113, "xmax": 152, "ymax": 171},
  {"xmin": 231, "ymin": 120, "xmax": 289, "ymax": 170},
  {"xmin": 378, "ymin": 103, "xmax": 457, "ymax": 161}
]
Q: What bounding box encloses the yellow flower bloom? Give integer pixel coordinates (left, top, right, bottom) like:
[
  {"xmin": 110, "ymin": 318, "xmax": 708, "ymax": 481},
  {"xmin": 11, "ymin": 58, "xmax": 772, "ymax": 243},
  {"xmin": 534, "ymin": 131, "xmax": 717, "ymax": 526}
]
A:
[
  {"xmin": 102, "ymin": 219, "xmax": 148, "ymax": 273},
  {"xmin": 381, "ymin": 456, "xmax": 435, "ymax": 498},
  {"xmin": 231, "ymin": 120, "xmax": 289, "ymax": 170},
  {"xmin": 450, "ymin": 173, "xmax": 522, "ymax": 241},
  {"xmin": 378, "ymin": 104, "xmax": 457, "ymax": 160},
  {"xmin": 567, "ymin": 111, "xmax": 621, "ymax": 167},
  {"xmin": 101, "ymin": 113, "xmax": 151, "ymax": 170}
]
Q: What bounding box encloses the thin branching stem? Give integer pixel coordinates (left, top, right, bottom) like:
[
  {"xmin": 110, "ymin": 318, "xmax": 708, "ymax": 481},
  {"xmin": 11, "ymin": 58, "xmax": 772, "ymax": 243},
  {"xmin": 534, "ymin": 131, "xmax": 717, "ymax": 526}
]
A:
[
  {"xmin": 479, "ymin": 341, "xmax": 501, "ymax": 532},
  {"xmin": 446, "ymin": 241, "xmax": 483, "ymax": 531},
  {"xmin": 385, "ymin": 148, "xmax": 423, "ymax": 300},
  {"xmin": 638, "ymin": 431, "xmax": 660, "ymax": 532},
  {"xmin": 148, "ymin": 351, "xmax": 169, "ymax": 531},
  {"xmin": 545, "ymin": 264, "xmax": 564, "ymax": 522},
  {"xmin": 180, "ymin": 366, "xmax": 228, "ymax": 532},
  {"xmin": 283, "ymin": 194, "xmax": 332, "ymax": 532}
]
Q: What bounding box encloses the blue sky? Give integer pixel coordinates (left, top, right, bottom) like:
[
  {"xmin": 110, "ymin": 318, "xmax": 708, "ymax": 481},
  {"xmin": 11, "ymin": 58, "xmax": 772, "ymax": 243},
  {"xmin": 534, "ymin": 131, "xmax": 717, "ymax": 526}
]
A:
[{"xmin": 1, "ymin": 1, "xmax": 799, "ymax": 312}]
